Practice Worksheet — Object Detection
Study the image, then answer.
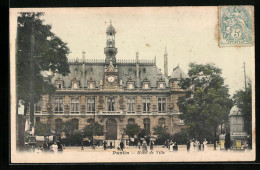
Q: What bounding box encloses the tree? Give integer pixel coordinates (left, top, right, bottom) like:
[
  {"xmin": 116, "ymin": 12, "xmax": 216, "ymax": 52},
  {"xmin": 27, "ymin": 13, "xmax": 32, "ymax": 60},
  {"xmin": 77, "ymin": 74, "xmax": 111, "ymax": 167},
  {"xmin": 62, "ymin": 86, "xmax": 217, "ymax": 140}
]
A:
[
  {"xmin": 34, "ymin": 122, "xmax": 51, "ymax": 136},
  {"xmin": 153, "ymin": 125, "xmax": 170, "ymax": 145},
  {"xmin": 233, "ymin": 82, "xmax": 252, "ymax": 135},
  {"xmin": 123, "ymin": 123, "xmax": 141, "ymax": 138},
  {"xmin": 16, "ymin": 12, "xmax": 70, "ymax": 149},
  {"xmin": 16, "ymin": 12, "xmax": 70, "ymax": 108},
  {"xmin": 177, "ymin": 63, "xmax": 233, "ymax": 142},
  {"xmin": 83, "ymin": 122, "xmax": 104, "ymax": 138}
]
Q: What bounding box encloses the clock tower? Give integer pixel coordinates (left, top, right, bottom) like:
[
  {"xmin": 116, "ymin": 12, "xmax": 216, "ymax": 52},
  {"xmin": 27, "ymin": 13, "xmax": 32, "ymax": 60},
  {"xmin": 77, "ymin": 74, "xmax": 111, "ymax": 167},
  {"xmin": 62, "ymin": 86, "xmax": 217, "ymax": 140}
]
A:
[
  {"xmin": 104, "ymin": 20, "xmax": 117, "ymax": 66},
  {"xmin": 104, "ymin": 58, "xmax": 118, "ymax": 88}
]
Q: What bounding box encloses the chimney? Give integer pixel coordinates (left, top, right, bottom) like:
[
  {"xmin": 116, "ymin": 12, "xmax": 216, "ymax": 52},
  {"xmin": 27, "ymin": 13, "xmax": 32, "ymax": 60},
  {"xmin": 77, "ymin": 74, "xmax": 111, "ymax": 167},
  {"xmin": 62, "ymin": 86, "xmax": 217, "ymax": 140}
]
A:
[
  {"xmin": 82, "ymin": 50, "xmax": 86, "ymax": 88},
  {"xmin": 164, "ymin": 47, "xmax": 168, "ymax": 78},
  {"xmin": 136, "ymin": 51, "xmax": 139, "ymax": 78}
]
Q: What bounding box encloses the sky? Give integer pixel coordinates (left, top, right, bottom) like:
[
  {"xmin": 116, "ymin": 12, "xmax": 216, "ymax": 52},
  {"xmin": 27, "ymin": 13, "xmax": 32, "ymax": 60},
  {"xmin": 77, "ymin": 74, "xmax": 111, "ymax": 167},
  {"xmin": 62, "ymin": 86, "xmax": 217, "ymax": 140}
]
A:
[{"xmin": 10, "ymin": 7, "xmax": 254, "ymax": 95}]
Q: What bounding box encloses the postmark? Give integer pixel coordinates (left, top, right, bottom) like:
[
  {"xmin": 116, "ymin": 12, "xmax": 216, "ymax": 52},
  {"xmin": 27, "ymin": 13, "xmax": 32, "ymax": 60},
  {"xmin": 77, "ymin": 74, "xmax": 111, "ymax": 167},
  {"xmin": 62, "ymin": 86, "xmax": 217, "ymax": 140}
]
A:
[{"xmin": 219, "ymin": 6, "xmax": 254, "ymax": 47}]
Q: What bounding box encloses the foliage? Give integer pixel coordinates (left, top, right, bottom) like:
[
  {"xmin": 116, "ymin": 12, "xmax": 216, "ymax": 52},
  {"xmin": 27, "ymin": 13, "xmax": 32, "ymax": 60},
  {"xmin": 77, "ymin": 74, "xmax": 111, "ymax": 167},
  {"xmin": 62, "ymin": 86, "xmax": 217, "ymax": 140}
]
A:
[
  {"xmin": 83, "ymin": 122, "xmax": 104, "ymax": 138},
  {"xmin": 178, "ymin": 63, "xmax": 233, "ymax": 141},
  {"xmin": 63, "ymin": 130, "xmax": 82, "ymax": 146},
  {"xmin": 137, "ymin": 129, "xmax": 150, "ymax": 138},
  {"xmin": 172, "ymin": 129, "xmax": 189, "ymax": 144},
  {"xmin": 233, "ymin": 82, "xmax": 252, "ymax": 135},
  {"xmin": 152, "ymin": 125, "xmax": 170, "ymax": 145},
  {"xmin": 16, "ymin": 12, "xmax": 70, "ymax": 111},
  {"xmin": 123, "ymin": 123, "xmax": 141, "ymax": 138},
  {"xmin": 34, "ymin": 122, "xmax": 51, "ymax": 136},
  {"xmin": 60, "ymin": 120, "xmax": 78, "ymax": 136}
]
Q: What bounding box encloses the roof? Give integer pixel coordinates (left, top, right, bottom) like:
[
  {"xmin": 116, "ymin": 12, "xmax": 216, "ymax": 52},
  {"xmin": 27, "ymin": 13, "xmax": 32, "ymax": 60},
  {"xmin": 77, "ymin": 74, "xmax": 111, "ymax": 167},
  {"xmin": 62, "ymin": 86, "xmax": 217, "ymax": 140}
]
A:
[
  {"xmin": 229, "ymin": 105, "xmax": 242, "ymax": 116},
  {"xmin": 170, "ymin": 65, "xmax": 188, "ymax": 79},
  {"xmin": 51, "ymin": 61, "xmax": 169, "ymax": 88},
  {"xmin": 106, "ymin": 23, "xmax": 116, "ymax": 34}
]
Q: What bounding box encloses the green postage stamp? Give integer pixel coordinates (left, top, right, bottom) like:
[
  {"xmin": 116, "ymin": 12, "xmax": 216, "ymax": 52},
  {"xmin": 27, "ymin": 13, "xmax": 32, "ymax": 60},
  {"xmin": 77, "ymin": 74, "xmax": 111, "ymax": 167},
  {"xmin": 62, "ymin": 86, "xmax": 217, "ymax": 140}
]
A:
[{"xmin": 219, "ymin": 6, "xmax": 254, "ymax": 47}]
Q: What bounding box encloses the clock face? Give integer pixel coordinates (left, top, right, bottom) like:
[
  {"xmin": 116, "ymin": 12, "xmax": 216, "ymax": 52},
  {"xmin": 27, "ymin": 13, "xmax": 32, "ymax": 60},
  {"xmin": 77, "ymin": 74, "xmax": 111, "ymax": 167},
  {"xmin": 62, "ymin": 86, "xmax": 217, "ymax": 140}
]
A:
[{"xmin": 108, "ymin": 76, "xmax": 115, "ymax": 83}]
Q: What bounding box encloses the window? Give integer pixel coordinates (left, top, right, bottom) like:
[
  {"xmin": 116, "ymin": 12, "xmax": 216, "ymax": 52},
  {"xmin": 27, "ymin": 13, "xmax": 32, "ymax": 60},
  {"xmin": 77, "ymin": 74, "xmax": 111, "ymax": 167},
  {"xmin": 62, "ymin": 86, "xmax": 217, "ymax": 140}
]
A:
[
  {"xmin": 89, "ymin": 83, "xmax": 95, "ymax": 89},
  {"xmin": 107, "ymin": 97, "xmax": 116, "ymax": 111},
  {"xmin": 128, "ymin": 118, "xmax": 135, "ymax": 124},
  {"xmin": 73, "ymin": 82, "xmax": 78, "ymax": 89},
  {"xmin": 71, "ymin": 97, "xmax": 80, "ymax": 114},
  {"xmin": 158, "ymin": 98, "xmax": 166, "ymax": 113},
  {"xmin": 158, "ymin": 118, "xmax": 165, "ymax": 127},
  {"xmin": 35, "ymin": 102, "xmax": 42, "ymax": 114},
  {"xmin": 143, "ymin": 118, "xmax": 150, "ymax": 133},
  {"xmin": 71, "ymin": 119, "xmax": 79, "ymax": 130},
  {"xmin": 128, "ymin": 83, "xmax": 134, "ymax": 89},
  {"xmin": 179, "ymin": 119, "xmax": 184, "ymax": 124},
  {"xmin": 127, "ymin": 98, "xmax": 136, "ymax": 113},
  {"xmin": 54, "ymin": 98, "xmax": 64, "ymax": 114},
  {"xmin": 143, "ymin": 98, "xmax": 151, "ymax": 113},
  {"xmin": 159, "ymin": 83, "xmax": 164, "ymax": 89},
  {"xmin": 87, "ymin": 98, "xmax": 95, "ymax": 113},
  {"xmin": 143, "ymin": 83, "xmax": 149, "ymax": 89}
]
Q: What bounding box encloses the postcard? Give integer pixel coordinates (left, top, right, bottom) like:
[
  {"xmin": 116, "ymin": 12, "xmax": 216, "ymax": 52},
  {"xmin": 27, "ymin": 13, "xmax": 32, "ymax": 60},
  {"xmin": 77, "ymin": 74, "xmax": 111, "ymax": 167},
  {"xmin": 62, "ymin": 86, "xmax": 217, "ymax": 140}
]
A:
[{"xmin": 10, "ymin": 7, "xmax": 255, "ymax": 163}]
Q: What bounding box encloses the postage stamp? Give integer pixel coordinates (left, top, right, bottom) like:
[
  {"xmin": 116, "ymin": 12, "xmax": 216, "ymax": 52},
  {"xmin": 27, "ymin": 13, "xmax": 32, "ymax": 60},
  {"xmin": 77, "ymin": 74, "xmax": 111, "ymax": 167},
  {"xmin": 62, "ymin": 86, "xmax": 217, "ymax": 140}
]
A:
[{"xmin": 219, "ymin": 6, "xmax": 254, "ymax": 47}]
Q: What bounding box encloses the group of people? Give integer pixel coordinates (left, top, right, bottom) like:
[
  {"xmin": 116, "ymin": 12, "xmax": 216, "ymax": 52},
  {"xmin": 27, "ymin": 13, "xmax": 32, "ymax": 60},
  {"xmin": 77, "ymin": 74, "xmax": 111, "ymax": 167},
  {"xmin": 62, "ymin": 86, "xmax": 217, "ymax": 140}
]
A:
[
  {"xmin": 165, "ymin": 140, "xmax": 178, "ymax": 152},
  {"xmin": 138, "ymin": 140, "xmax": 154, "ymax": 152},
  {"xmin": 187, "ymin": 138, "xmax": 208, "ymax": 152}
]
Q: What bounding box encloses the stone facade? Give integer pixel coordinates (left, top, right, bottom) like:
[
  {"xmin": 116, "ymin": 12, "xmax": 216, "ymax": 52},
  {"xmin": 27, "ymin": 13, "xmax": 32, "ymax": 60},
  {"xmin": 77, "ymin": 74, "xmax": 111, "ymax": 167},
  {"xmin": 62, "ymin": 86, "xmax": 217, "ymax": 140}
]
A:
[{"xmin": 25, "ymin": 21, "xmax": 189, "ymax": 140}]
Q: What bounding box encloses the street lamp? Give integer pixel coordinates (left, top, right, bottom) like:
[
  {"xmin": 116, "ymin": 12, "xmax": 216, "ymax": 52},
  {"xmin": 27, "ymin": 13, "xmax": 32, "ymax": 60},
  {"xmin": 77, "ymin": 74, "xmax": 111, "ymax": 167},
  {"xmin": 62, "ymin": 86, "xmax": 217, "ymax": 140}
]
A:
[{"xmin": 81, "ymin": 129, "xmax": 84, "ymax": 150}]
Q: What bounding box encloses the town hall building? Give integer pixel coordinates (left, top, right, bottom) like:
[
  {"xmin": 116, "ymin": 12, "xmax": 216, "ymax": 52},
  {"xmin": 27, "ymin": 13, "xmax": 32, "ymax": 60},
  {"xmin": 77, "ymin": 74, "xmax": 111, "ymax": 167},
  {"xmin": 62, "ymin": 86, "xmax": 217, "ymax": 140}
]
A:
[{"xmin": 27, "ymin": 21, "xmax": 189, "ymax": 141}]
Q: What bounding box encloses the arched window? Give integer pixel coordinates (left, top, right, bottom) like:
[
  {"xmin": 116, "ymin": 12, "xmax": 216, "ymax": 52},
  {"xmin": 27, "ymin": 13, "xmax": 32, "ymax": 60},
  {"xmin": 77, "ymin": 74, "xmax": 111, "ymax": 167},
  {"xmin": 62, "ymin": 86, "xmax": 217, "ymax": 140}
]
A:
[
  {"xmin": 55, "ymin": 119, "xmax": 63, "ymax": 133},
  {"xmin": 143, "ymin": 118, "xmax": 150, "ymax": 133},
  {"xmin": 71, "ymin": 119, "xmax": 79, "ymax": 130},
  {"xmin": 128, "ymin": 118, "xmax": 135, "ymax": 124},
  {"xmin": 158, "ymin": 118, "xmax": 165, "ymax": 127}
]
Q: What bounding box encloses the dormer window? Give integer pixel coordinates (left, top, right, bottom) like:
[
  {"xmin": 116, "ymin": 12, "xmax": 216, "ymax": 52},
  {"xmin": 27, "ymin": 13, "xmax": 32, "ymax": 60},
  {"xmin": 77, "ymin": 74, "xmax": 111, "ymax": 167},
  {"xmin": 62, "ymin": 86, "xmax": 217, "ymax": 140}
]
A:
[
  {"xmin": 159, "ymin": 83, "xmax": 164, "ymax": 89},
  {"xmin": 87, "ymin": 76, "xmax": 96, "ymax": 89},
  {"xmin": 71, "ymin": 78, "xmax": 79, "ymax": 89},
  {"xmin": 142, "ymin": 77, "xmax": 150, "ymax": 89},
  {"xmin": 73, "ymin": 82, "xmax": 78, "ymax": 89},
  {"xmin": 128, "ymin": 83, "xmax": 134, "ymax": 89},
  {"xmin": 55, "ymin": 79, "xmax": 64, "ymax": 89},
  {"xmin": 89, "ymin": 83, "xmax": 95, "ymax": 89}
]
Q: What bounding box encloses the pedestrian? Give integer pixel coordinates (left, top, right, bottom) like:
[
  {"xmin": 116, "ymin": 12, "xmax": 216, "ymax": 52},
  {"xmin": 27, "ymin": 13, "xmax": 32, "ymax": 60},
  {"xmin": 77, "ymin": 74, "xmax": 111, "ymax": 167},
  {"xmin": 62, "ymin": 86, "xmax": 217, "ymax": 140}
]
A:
[
  {"xmin": 43, "ymin": 142, "xmax": 48, "ymax": 152},
  {"xmin": 103, "ymin": 140, "xmax": 107, "ymax": 150},
  {"xmin": 173, "ymin": 141, "xmax": 178, "ymax": 151},
  {"xmin": 120, "ymin": 141, "xmax": 124, "ymax": 151},
  {"xmin": 142, "ymin": 140, "xmax": 147, "ymax": 152},
  {"xmin": 150, "ymin": 141, "xmax": 154, "ymax": 151},
  {"xmin": 57, "ymin": 141, "xmax": 63, "ymax": 153},
  {"xmin": 203, "ymin": 138, "xmax": 208, "ymax": 152},
  {"xmin": 186, "ymin": 139, "xmax": 190, "ymax": 152},
  {"xmin": 190, "ymin": 139, "xmax": 195, "ymax": 152},
  {"xmin": 110, "ymin": 141, "xmax": 113, "ymax": 149},
  {"xmin": 137, "ymin": 141, "xmax": 141, "ymax": 150},
  {"xmin": 169, "ymin": 140, "xmax": 173, "ymax": 152},
  {"xmin": 52, "ymin": 142, "xmax": 58, "ymax": 154}
]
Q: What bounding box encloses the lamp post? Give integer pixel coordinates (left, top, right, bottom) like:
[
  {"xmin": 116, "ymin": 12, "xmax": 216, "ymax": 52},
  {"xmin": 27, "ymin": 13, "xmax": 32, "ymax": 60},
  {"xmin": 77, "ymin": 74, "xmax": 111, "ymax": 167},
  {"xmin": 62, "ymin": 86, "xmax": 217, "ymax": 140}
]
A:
[{"xmin": 81, "ymin": 129, "xmax": 84, "ymax": 150}]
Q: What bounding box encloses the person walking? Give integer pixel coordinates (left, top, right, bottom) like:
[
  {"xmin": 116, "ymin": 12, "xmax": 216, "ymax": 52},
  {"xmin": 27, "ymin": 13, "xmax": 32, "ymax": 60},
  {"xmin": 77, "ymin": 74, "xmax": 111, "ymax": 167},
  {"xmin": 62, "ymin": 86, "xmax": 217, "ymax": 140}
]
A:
[
  {"xmin": 52, "ymin": 142, "xmax": 58, "ymax": 154},
  {"xmin": 186, "ymin": 139, "xmax": 190, "ymax": 152},
  {"xmin": 120, "ymin": 141, "xmax": 124, "ymax": 151},
  {"xmin": 203, "ymin": 138, "xmax": 208, "ymax": 152},
  {"xmin": 190, "ymin": 139, "xmax": 195, "ymax": 152},
  {"xmin": 57, "ymin": 141, "xmax": 63, "ymax": 154},
  {"xmin": 150, "ymin": 141, "xmax": 154, "ymax": 151},
  {"xmin": 103, "ymin": 140, "xmax": 107, "ymax": 150},
  {"xmin": 137, "ymin": 141, "xmax": 141, "ymax": 150},
  {"xmin": 142, "ymin": 140, "xmax": 147, "ymax": 152}
]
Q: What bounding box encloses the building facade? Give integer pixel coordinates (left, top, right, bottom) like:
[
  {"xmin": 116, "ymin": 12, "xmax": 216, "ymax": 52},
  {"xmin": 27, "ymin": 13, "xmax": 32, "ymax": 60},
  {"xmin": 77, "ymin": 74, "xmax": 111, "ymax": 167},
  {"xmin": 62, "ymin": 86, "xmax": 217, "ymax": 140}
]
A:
[{"xmin": 25, "ymin": 22, "xmax": 189, "ymax": 140}]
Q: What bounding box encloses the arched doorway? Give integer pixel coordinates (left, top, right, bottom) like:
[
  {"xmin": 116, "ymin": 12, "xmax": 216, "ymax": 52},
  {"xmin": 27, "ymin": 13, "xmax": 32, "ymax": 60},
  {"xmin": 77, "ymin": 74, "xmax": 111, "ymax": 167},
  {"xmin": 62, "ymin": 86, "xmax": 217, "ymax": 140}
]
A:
[{"xmin": 106, "ymin": 118, "xmax": 117, "ymax": 140}]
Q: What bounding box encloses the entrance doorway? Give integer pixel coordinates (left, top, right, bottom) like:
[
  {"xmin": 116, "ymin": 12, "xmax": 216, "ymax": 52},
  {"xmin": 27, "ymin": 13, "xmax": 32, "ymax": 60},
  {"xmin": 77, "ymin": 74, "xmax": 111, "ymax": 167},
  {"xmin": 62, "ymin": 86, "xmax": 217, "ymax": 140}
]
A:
[{"xmin": 106, "ymin": 118, "xmax": 117, "ymax": 140}]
